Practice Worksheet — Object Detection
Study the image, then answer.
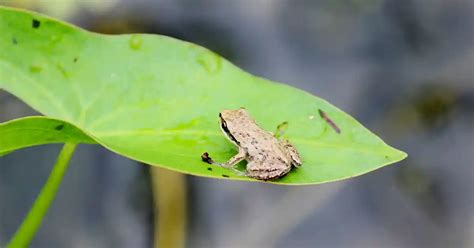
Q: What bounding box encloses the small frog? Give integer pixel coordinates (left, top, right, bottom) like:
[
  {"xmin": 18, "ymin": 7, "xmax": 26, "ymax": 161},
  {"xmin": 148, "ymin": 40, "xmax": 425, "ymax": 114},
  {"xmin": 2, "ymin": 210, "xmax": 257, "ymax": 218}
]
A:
[{"xmin": 202, "ymin": 108, "xmax": 302, "ymax": 180}]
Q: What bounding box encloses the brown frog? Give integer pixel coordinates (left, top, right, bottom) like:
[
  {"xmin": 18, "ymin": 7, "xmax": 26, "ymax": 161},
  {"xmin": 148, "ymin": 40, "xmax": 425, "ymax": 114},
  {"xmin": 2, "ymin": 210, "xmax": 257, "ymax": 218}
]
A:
[{"xmin": 204, "ymin": 108, "xmax": 302, "ymax": 180}]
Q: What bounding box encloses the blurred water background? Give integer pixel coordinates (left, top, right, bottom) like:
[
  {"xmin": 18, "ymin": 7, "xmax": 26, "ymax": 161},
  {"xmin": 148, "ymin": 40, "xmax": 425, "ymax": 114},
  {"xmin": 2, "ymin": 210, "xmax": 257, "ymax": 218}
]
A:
[{"xmin": 0, "ymin": 0, "xmax": 473, "ymax": 247}]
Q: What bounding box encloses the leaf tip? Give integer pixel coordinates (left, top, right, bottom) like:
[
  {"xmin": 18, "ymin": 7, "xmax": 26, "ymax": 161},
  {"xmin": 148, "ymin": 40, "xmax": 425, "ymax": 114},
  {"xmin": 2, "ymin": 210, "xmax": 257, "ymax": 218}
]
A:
[{"xmin": 389, "ymin": 148, "xmax": 408, "ymax": 163}]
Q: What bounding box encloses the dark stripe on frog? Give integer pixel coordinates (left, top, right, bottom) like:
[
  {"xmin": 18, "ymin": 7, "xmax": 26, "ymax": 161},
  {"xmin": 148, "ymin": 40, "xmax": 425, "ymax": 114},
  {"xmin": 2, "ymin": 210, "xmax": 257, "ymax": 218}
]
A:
[{"xmin": 220, "ymin": 117, "xmax": 239, "ymax": 145}]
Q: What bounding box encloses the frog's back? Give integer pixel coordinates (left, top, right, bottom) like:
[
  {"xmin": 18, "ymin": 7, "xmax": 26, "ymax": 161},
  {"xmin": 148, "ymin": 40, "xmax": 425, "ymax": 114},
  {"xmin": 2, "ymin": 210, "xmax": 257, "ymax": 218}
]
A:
[{"xmin": 239, "ymin": 129, "xmax": 282, "ymax": 156}]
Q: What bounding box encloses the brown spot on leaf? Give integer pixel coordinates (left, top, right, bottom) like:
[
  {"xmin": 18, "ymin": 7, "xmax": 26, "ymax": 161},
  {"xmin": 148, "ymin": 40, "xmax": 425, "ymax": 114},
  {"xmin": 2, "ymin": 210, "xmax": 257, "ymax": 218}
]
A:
[
  {"xmin": 318, "ymin": 109, "xmax": 341, "ymax": 134},
  {"xmin": 54, "ymin": 124, "xmax": 64, "ymax": 131}
]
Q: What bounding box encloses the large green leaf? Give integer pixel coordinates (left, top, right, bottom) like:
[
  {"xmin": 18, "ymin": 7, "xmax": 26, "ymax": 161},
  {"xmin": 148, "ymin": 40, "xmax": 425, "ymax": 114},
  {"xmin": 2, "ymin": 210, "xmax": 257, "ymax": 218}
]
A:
[
  {"xmin": 0, "ymin": 116, "xmax": 95, "ymax": 154},
  {"xmin": 0, "ymin": 7, "xmax": 406, "ymax": 184}
]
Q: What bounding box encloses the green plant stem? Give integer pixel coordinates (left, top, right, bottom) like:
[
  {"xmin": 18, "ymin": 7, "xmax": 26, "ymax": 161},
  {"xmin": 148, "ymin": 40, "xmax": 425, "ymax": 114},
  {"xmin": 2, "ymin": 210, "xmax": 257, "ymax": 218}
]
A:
[{"xmin": 7, "ymin": 143, "xmax": 77, "ymax": 248}]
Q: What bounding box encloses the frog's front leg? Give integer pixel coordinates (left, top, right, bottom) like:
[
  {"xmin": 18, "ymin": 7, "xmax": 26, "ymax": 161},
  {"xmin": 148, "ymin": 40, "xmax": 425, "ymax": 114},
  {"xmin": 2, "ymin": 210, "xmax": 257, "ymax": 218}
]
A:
[
  {"xmin": 202, "ymin": 149, "xmax": 247, "ymax": 176},
  {"xmin": 222, "ymin": 148, "xmax": 247, "ymax": 168}
]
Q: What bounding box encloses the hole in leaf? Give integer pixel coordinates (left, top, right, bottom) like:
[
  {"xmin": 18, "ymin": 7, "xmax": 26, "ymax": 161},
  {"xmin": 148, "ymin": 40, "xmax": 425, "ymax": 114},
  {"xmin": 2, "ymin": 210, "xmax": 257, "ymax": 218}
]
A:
[{"xmin": 32, "ymin": 19, "xmax": 41, "ymax": 28}]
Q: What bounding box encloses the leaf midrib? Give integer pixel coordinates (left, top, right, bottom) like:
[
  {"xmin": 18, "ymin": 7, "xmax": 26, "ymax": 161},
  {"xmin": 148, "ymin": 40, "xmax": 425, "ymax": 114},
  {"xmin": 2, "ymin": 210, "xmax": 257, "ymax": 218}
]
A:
[{"xmin": 93, "ymin": 129, "xmax": 393, "ymax": 155}]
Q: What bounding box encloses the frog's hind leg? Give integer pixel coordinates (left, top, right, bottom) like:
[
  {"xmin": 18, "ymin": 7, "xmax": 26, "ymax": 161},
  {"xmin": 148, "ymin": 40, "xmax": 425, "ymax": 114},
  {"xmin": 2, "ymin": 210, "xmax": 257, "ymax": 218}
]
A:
[
  {"xmin": 246, "ymin": 160, "xmax": 292, "ymax": 180},
  {"xmin": 280, "ymin": 140, "xmax": 302, "ymax": 167}
]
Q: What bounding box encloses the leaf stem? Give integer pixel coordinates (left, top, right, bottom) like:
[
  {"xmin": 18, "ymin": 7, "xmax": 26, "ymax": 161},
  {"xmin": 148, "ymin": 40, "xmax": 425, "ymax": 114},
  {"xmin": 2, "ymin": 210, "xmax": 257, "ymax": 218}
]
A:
[
  {"xmin": 7, "ymin": 143, "xmax": 77, "ymax": 248},
  {"xmin": 150, "ymin": 167, "xmax": 187, "ymax": 248}
]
